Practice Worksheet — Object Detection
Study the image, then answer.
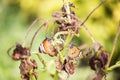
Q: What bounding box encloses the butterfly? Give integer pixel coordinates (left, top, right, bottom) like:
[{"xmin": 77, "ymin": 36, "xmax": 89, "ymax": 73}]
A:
[
  {"xmin": 39, "ymin": 38, "xmax": 58, "ymax": 56},
  {"xmin": 68, "ymin": 45, "xmax": 83, "ymax": 59}
]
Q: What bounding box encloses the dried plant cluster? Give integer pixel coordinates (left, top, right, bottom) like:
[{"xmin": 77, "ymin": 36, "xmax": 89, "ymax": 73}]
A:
[{"xmin": 7, "ymin": 1, "xmax": 120, "ymax": 80}]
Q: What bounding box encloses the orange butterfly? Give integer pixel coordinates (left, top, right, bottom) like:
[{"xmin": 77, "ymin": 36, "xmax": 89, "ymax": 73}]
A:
[
  {"xmin": 68, "ymin": 45, "xmax": 83, "ymax": 59},
  {"xmin": 39, "ymin": 38, "xmax": 58, "ymax": 56}
]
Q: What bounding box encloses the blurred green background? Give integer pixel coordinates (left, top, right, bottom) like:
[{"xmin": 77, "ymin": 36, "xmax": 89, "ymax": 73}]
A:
[{"xmin": 0, "ymin": 0, "xmax": 120, "ymax": 80}]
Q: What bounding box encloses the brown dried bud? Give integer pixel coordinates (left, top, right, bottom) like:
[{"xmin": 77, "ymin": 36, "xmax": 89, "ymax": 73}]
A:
[
  {"xmin": 19, "ymin": 59, "xmax": 38, "ymax": 80},
  {"xmin": 100, "ymin": 51, "xmax": 109, "ymax": 67},
  {"xmin": 89, "ymin": 50, "xmax": 109, "ymax": 70},
  {"xmin": 68, "ymin": 2, "xmax": 75, "ymax": 8},
  {"xmin": 93, "ymin": 42, "xmax": 102, "ymax": 52},
  {"xmin": 55, "ymin": 59, "xmax": 75, "ymax": 75},
  {"xmin": 52, "ymin": 12, "xmax": 62, "ymax": 18},
  {"xmin": 12, "ymin": 44, "xmax": 30, "ymax": 60},
  {"xmin": 89, "ymin": 56, "xmax": 103, "ymax": 70},
  {"xmin": 93, "ymin": 69, "xmax": 106, "ymax": 80},
  {"xmin": 64, "ymin": 61, "xmax": 75, "ymax": 74},
  {"xmin": 55, "ymin": 59, "xmax": 64, "ymax": 72}
]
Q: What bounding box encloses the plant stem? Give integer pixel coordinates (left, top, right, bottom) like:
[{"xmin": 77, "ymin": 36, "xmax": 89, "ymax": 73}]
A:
[
  {"xmin": 60, "ymin": 31, "xmax": 74, "ymax": 63},
  {"xmin": 80, "ymin": 0, "xmax": 106, "ymax": 26},
  {"xmin": 36, "ymin": 53, "xmax": 46, "ymax": 69},
  {"xmin": 54, "ymin": 70, "xmax": 59, "ymax": 80},
  {"xmin": 107, "ymin": 63, "xmax": 120, "ymax": 71},
  {"xmin": 29, "ymin": 21, "xmax": 48, "ymax": 51},
  {"xmin": 54, "ymin": 31, "xmax": 76, "ymax": 43},
  {"xmin": 24, "ymin": 18, "xmax": 40, "ymax": 41},
  {"xmin": 64, "ymin": 31, "xmax": 74, "ymax": 49},
  {"xmin": 29, "ymin": 70, "xmax": 35, "ymax": 80},
  {"xmin": 22, "ymin": 18, "xmax": 40, "ymax": 47},
  {"xmin": 107, "ymin": 22, "xmax": 120, "ymax": 67},
  {"xmin": 82, "ymin": 24, "xmax": 96, "ymax": 43},
  {"xmin": 68, "ymin": 13, "xmax": 96, "ymax": 43},
  {"xmin": 33, "ymin": 52, "xmax": 47, "ymax": 70},
  {"xmin": 54, "ymin": 30, "xmax": 75, "ymax": 63},
  {"xmin": 54, "ymin": 31, "xmax": 69, "ymax": 43}
]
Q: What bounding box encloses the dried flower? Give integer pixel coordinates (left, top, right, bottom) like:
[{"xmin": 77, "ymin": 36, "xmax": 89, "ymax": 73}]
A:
[
  {"xmin": 19, "ymin": 59, "xmax": 38, "ymax": 80},
  {"xmin": 11, "ymin": 44, "xmax": 30, "ymax": 60},
  {"xmin": 89, "ymin": 42, "xmax": 109, "ymax": 71},
  {"xmin": 93, "ymin": 69, "xmax": 106, "ymax": 80},
  {"xmin": 55, "ymin": 59, "xmax": 64, "ymax": 72},
  {"xmin": 93, "ymin": 42, "xmax": 102, "ymax": 52},
  {"xmin": 53, "ymin": 3, "xmax": 80, "ymax": 33},
  {"xmin": 89, "ymin": 50, "xmax": 109, "ymax": 70},
  {"xmin": 64, "ymin": 60, "xmax": 75, "ymax": 74},
  {"xmin": 55, "ymin": 59, "xmax": 75, "ymax": 75}
]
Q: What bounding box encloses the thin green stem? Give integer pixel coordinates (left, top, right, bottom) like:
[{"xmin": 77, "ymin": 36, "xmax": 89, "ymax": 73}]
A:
[
  {"xmin": 68, "ymin": 13, "xmax": 96, "ymax": 43},
  {"xmin": 64, "ymin": 32, "xmax": 74, "ymax": 49},
  {"xmin": 24, "ymin": 18, "xmax": 40, "ymax": 41},
  {"xmin": 54, "ymin": 31, "xmax": 69, "ymax": 39},
  {"xmin": 32, "ymin": 52, "xmax": 47, "ymax": 70},
  {"xmin": 29, "ymin": 70, "xmax": 35, "ymax": 80},
  {"xmin": 36, "ymin": 53, "xmax": 46, "ymax": 69},
  {"xmin": 54, "ymin": 70, "xmax": 59, "ymax": 80},
  {"xmin": 60, "ymin": 31, "xmax": 74, "ymax": 63},
  {"xmin": 82, "ymin": 24, "xmax": 96, "ymax": 43},
  {"xmin": 107, "ymin": 22, "xmax": 120, "ymax": 67},
  {"xmin": 81, "ymin": 0, "xmax": 106, "ymax": 26},
  {"xmin": 107, "ymin": 63, "xmax": 120, "ymax": 71},
  {"xmin": 22, "ymin": 18, "xmax": 40, "ymax": 47},
  {"xmin": 29, "ymin": 21, "xmax": 48, "ymax": 50},
  {"xmin": 54, "ymin": 31, "xmax": 69, "ymax": 43},
  {"xmin": 53, "ymin": 30, "xmax": 75, "ymax": 63},
  {"xmin": 53, "ymin": 31, "xmax": 76, "ymax": 44},
  {"xmin": 54, "ymin": 31, "xmax": 77, "ymax": 39}
]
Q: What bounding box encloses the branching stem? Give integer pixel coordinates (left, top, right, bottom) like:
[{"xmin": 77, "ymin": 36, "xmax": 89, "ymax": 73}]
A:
[{"xmin": 107, "ymin": 61, "xmax": 120, "ymax": 71}]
